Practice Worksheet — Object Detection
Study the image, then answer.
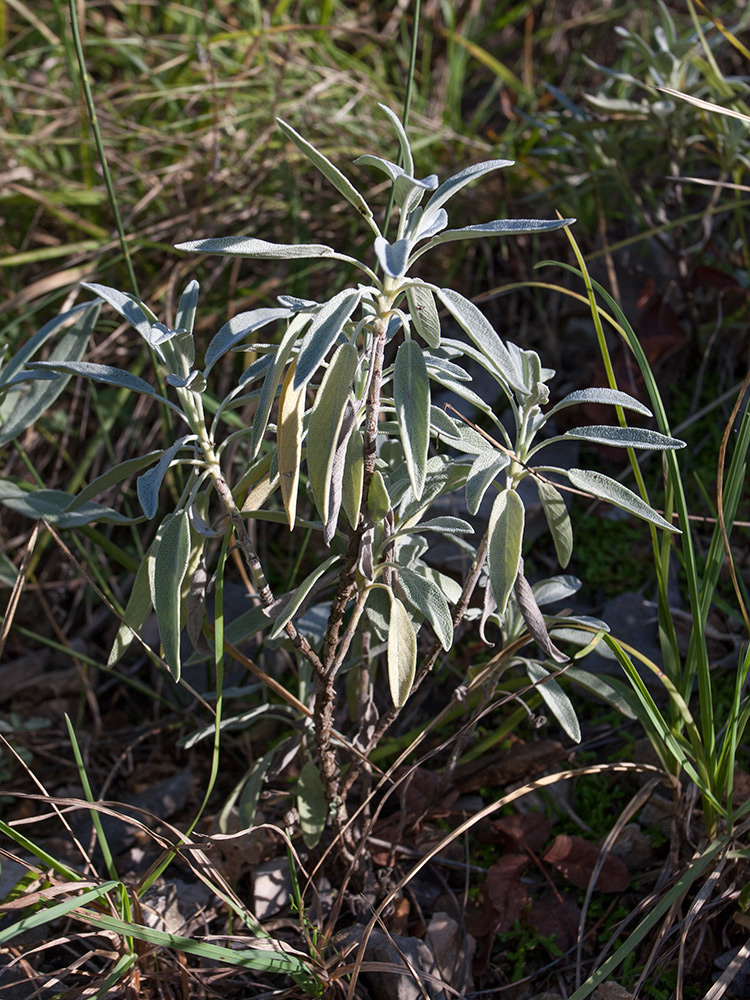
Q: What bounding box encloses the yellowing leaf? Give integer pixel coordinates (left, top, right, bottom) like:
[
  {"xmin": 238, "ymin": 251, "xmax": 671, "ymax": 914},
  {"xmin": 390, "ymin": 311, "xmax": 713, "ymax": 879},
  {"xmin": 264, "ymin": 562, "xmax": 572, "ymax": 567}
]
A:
[
  {"xmin": 388, "ymin": 596, "xmax": 417, "ymax": 707},
  {"xmin": 278, "ymin": 357, "xmax": 306, "ymax": 529}
]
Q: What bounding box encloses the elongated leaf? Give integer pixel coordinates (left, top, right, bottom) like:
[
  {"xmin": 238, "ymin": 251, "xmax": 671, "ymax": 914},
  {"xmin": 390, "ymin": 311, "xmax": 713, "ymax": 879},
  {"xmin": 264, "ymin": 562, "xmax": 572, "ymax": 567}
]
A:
[
  {"xmin": 421, "ymin": 160, "xmax": 514, "ymax": 222},
  {"xmin": 137, "ymin": 436, "xmax": 196, "ymax": 519},
  {"xmin": 306, "ymin": 342, "xmax": 359, "ymax": 524},
  {"xmin": 176, "ymin": 236, "xmax": 341, "ymax": 260},
  {"xmin": 533, "ymin": 575, "xmax": 581, "ymax": 607},
  {"xmin": 276, "ymin": 117, "xmax": 374, "ymax": 226},
  {"xmin": 562, "ymin": 425, "xmax": 685, "ymax": 450},
  {"xmin": 537, "ymin": 480, "xmax": 573, "ymax": 568},
  {"xmin": 394, "ymin": 173, "xmax": 437, "ymax": 212},
  {"xmin": 419, "ymin": 217, "xmax": 575, "ymax": 254},
  {"xmin": 355, "ymin": 153, "xmax": 402, "ymax": 182},
  {"xmin": 342, "ymin": 428, "xmax": 364, "ymax": 529},
  {"xmin": 68, "ymin": 450, "xmax": 164, "ymax": 510},
  {"xmin": 367, "ymin": 469, "xmax": 391, "ymax": 522},
  {"xmin": 526, "ymin": 660, "xmax": 581, "ymax": 742},
  {"xmin": 251, "ymin": 314, "xmax": 309, "ymax": 459},
  {"xmin": 0, "ymin": 484, "xmax": 136, "ymax": 526},
  {"xmin": 431, "ymin": 287, "xmax": 525, "ymax": 393},
  {"xmin": 466, "ymin": 450, "xmax": 509, "ymax": 515},
  {"xmin": 394, "ymin": 340, "xmax": 430, "ymax": 500},
  {"xmin": 374, "ymin": 237, "xmax": 410, "ymax": 278},
  {"xmin": 294, "ymin": 289, "xmax": 361, "ymax": 390},
  {"xmin": 567, "ymin": 469, "xmax": 679, "ymax": 531},
  {"xmin": 397, "ymin": 515, "xmax": 473, "ymax": 536},
  {"xmin": 565, "ymin": 666, "xmax": 636, "ymax": 718},
  {"xmin": 268, "ymin": 555, "xmax": 339, "ymax": 639},
  {"xmin": 488, "ymin": 488, "xmax": 525, "ymax": 616},
  {"xmin": 388, "ymin": 596, "xmax": 417, "ymax": 707},
  {"xmin": 396, "ymin": 565, "xmax": 453, "ymax": 650},
  {"xmin": 108, "ymin": 550, "xmax": 154, "ymax": 666},
  {"xmin": 0, "ymin": 301, "xmax": 100, "ymax": 446},
  {"xmin": 424, "ymin": 355, "xmax": 472, "ymax": 381},
  {"xmin": 204, "ymin": 308, "xmax": 290, "ymax": 374},
  {"xmin": 325, "ymin": 398, "xmax": 356, "ymax": 544},
  {"xmin": 152, "ymin": 510, "xmax": 191, "ymax": 680},
  {"xmin": 80, "ymin": 281, "xmax": 153, "ymax": 338},
  {"xmin": 175, "ymin": 279, "xmax": 200, "ymax": 339},
  {"xmin": 430, "ymin": 405, "xmax": 462, "ymax": 440},
  {"xmin": 548, "ymin": 387, "xmax": 652, "ymax": 417},
  {"xmin": 278, "ymin": 357, "xmax": 306, "ymax": 529},
  {"xmin": 27, "ymin": 361, "xmax": 180, "ymax": 414},
  {"xmin": 406, "ymin": 285, "xmax": 440, "ymax": 348},
  {"xmin": 297, "ymin": 759, "xmax": 328, "ymax": 849},
  {"xmin": 514, "ymin": 567, "xmax": 567, "ymax": 664},
  {"xmin": 378, "ymin": 102, "xmax": 414, "ymax": 175}
]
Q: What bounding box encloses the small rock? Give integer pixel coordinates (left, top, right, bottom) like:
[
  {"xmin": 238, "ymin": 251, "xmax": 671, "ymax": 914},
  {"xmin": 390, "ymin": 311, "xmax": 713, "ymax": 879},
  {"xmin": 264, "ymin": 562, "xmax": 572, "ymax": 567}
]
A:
[
  {"xmin": 592, "ymin": 984, "xmax": 635, "ymax": 1000},
  {"xmin": 425, "ymin": 911, "xmax": 475, "ymax": 995},
  {"xmin": 252, "ymin": 857, "xmax": 293, "ymax": 920},
  {"xmin": 337, "ymin": 928, "xmax": 448, "ymax": 1000}
]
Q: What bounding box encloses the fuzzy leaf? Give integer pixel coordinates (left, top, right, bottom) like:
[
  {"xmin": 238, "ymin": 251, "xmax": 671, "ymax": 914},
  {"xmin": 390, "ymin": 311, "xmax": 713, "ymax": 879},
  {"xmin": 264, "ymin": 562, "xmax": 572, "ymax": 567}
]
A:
[
  {"xmin": 108, "ymin": 552, "xmax": 154, "ymax": 666},
  {"xmin": 488, "ymin": 488, "xmax": 525, "ymax": 616},
  {"xmin": 406, "ymin": 285, "xmax": 440, "ymax": 347},
  {"xmin": 66, "ymin": 451, "xmax": 163, "ymax": 511},
  {"xmin": 297, "ymin": 760, "xmax": 328, "ymax": 849},
  {"xmin": 0, "ymin": 301, "xmax": 100, "ymax": 446},
  {"xmin": 537, "ymin": 480, "xmax": 573, "ymax": 568},
  {"xmin": 152, "ymin": 510, "xmax": 191, "ymax": 680},
  {"xmin": 137, "ymin": 436, "xmax": 196, "ymax": 520},
  {"xmin": 466, "ymin": 450, "xmax": 509, "ymax": 516},
  {"xmin": 204, "ymin": 308, "xmax": 290, "ymax": 374},
  {"xmin": 251, "ymin": 314, "xmax": 308, "ymax": 459},
  {"xmin": 396, "ymin": 565, "xmax": 453, "ymax": 651},
  {"xmin": 176, "ymin": 236, "xmax": 342, "ymax": 260},
  {"xmin": 549, "ymin": 387, "xmax": 652, "ymax": 417},
  {"xmin": 394, "ymin": 340, "xmax": 430, "ymax": 500},
  {"xmin": 388, "ymin": 596, "xmax": 417, "ymax": 707},
  {"xmin": 0, "ymin": 484, "xmax": 136, "ymax": 526},
  {"xmin": 567, "ymin": 468, "xmax": 679, "ymax": 531},
  {"xmin": 526, "ymin": 660, "xmax": 580, "ymax": 741},
  {"xmin": 378, "ymin": 103, "xmax": 414, "ymax": 175},
  {"xmin": 276, "ymin": 117, "xmax": 374, "ymax": 225},
  {"xmin": 421, "ymin": 160, "xmax": 514, "ymax": 221},
  {"xmin": 294, "ymin": 289, "xmax": 362, "ymax": 390},
  {"xmin": 268, "ymin": 555, "xmax": 340, "ymax": 639},
  {"xmin": 367, "ymin": 469, "xmax": 391, "ymax": 522},
  {"xmin": 27, "ymin": 361, "xmax": 178, "ymax": 413},
  {"xmin": 278, "ymin": 357, "xmax": 306, "ymax": 529},
  {"xmin": 421, "ymin": 217, "xmax": 575, "ymax": 252},
  {"xmin": 342, "ymin": 429, "xmax": 364, "ymax": 529},
  {"xmin": 374, "ymin": 237, "xmax": 410, "ymax": 278},
  {"xmin": 562, "ymin": 425, "xmax": 686, "ymax": 450},
  {"xmin": 430, "ymin": 405, "xmax": 462, "ymax": 440},
  {"xmin": 306, "ymin": 342, "xmax": 359, "ymax": 525},
  {"xmin": 324, "ymin": 398, "xmax": 356, "ymax": 544},
  {"xmin": 79, "ymin": 282, "xmax": 152, "ymax": 339}
]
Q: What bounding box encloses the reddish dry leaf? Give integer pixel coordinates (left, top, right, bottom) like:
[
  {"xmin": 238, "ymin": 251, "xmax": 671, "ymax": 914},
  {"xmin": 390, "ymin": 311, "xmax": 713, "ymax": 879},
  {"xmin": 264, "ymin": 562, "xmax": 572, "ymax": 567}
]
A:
[
  {"xmin": 485, "ymin": 854, "xmax": 530, "ymax": 932},
  {"xmin": 490, "ymin": 812, "xmax": 552, "ymax": 852},
  {"xmin": 543, "ymin": 834, "xmax": 629, "ymax": 892},
  {"xmin": 528, "ymin": 891, "xmax": 581, "ymax": 952}
]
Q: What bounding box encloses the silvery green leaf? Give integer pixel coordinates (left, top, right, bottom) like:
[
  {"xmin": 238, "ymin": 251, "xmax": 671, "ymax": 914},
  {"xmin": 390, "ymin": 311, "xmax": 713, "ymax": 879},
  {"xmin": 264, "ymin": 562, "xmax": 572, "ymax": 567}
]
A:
[
  {"xmin": 297, "ymin": 759, "xmax": 328, "ymax": 849},
  {"xmin": 153, "ymin": 509, "xmax": 191, "ymax": 680},
  {"xmin": 399, "ymin": 455, "xmax": 468, "ymax": 526},
  {"xmin": 137, "ymin": 436, "xmax": 196, "ymax": 519},
  {"xmin": 396, "ymin": 565, "xmax": 453, "ymax": 651},
  {"xmin": 421, "ymin": 159, "xmax": 514, "ymax": 221},
  {"xmin": 398, "ymin": 515, "xmax": 473, "ymax": 536},
  {"xmin": 440, "ymin": 416, "xmax": 493, "ymax": 456},
  {"xmin": 488, "ymin": 488, "xmax": 524, "ymax": 616},
  {"xmin": 549, "ymin": 387, "xmax": 652, "ymax": 417},
  {"xmin": 278, "ymin": 356, "xmax": 306, "ymax": 530},
  {"xmin": 394, "ymin": 340, "xmax": 430, "ymax": 499},
  {"xmin": 388, "ymin": 595, "xmax": 417, "ymax": 707},
  {"xmin": 420, "ymin": 565, "xmax": 463, "ymax": 604},
  {"xmin": 432, "ymin": 287, "xmax": 526, "ymax": 393},
  {"xmin": 176, "ymin": 279, "xmax": 200, "ymax": 337},
  {"xmin": 537, "ymin": 480, "xmax": 573, "ymax": 568},
  {"xmin": 306, "ymin": 342, "xmax": 359, "ymax": 526},
  {"xmin": 394, "ymin": 173, "xmax": 438, "ymax": 212},
  {"xmin": 567, "ymin": 468, "xmax": 678, "ymax": 531},
  {"xmin": 0, "ymin": 301, "xmax": 100, "ymax": 446},
  {"xmin": 414, "ymin": 208, "xmax": 448, "ymax": 242},
  {"xmin": 565, "ymin": 665, "xmax": 636, "ymax": 718},
  {"xmin": 165, "ymin": 370, "xmax": 206, "ymax": 392},
  {"xmin": 150, "ymin": 322, "xmax": 183, "ymax": 347},
  {"xmin": 238, "ymin": 353, "xmax": 275, "ymax": 388},
  {"xmin": 374, "ymin": 237, "xmax": 411, "ymax": 279},
  {"xmin": 532, "ymin": 575, "xmax": 581, "ymax": 606},
  {"xmin": 204, "ymin": 308, "xmax": 290, "ymax": 374},
  {"xmin": 277, "ymin": 294, "xmax": 318, "ymax": 310},
  {"xmin": 367, "ymin": 469, "xmax": 391, "ymax": 522},
  {"xmin": 355, "ymin": 153, "xmax": 404, "ymax": 182},
  {"xmin": 378, "ymin": 103, "xmax": 414, "ymax": 175},
  {"xmin": 251, "ymin": 314, "xmax": 308, "ymax": 459},
  {"xmin": 190, "ymin": 501, "xmax": 222, "ymax": 538},
  {"xmin": 80, "ymin": 282, "xmax": 153, "ymax": 339},
  {"xmin": 268, "ymin": 554, "xmax": 340, "ymax": 639},
  {"xmin": 325, "ymin": 397, "xmax": 356, "ymax": 544},
  {"xmin": 276, "ymin": 117, "xmax": 375, "ymax": 225},
  {"xmin": 0, "ymin": 483, "xmax": 137, "ymax": 526},
  {"xmin": 67, "ymin": 449, "xmax": 165, "ymax": 510},
  {"xmin": 224, "ymin": 605, "xmax": 275, "ymax": 645},
  {"xmin": 424, "ymin": 355, "xmax": 471, "ymax": 381},
  {"xmin": 176, "ymin": 236, "xmax": 343, "ymax": 260},
  {"xmin": 342, "ymin": 427, "xmax": 364, "ymax": 529},
  {"xmin": 364, "ymin": 584, "xmax": 390, "ymax": 640},
  {"xmin": 514, "ymin": 565, "xmax": 568, "ymax": 663},
  {"xmin": 406, "ymin": 285, "xmax": 440, "ymax": 348},
  {"xmin": 417, "ymin": 217, "xmax": 575, "ymax": 255},
  {"xmin": 430, "ymin": 405, "xmax": 462, "ymax": 440},
  {"xmin": 425, "ymin": 371, "xmax": 497, "ymax": 421},
  {"xmin": 28, "ymin": 360, "xmax": 181, "ymax": 414},
  {"xmin": 561, "ymin": 426, "xmax": 686, "ymax": 450},
  {"xmin": 294, "ymin": 289, "xmax": 362, "ymax": 390},
  {"xmin": 525, "ymin": 660, "xmax": 581, "ymax": 742},
  {"xmin": 466, "ymin": 450, "xmax": 509, "ymax": 515},
  {"xmin": 108, "ymin": 548, "xmax": 154, "ymax": 666}
]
